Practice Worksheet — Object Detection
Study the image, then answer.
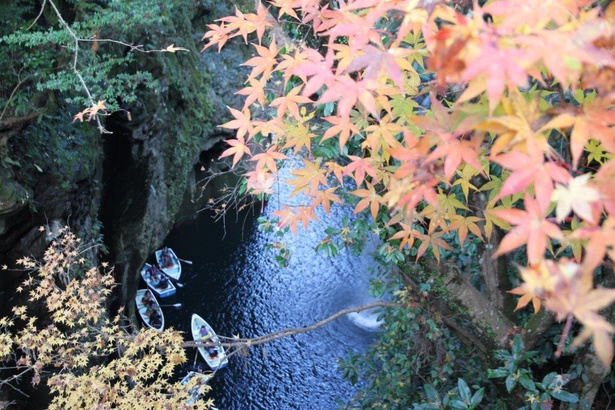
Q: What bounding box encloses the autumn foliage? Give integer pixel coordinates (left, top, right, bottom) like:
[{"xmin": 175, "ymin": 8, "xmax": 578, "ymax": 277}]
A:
[
  {"xmin": 204, "ymin": 0, "xmax": 615, "ymax": 366},
  {"xmin": 0, "ymin": 228, "xmax": 213, "ymax": 409}
]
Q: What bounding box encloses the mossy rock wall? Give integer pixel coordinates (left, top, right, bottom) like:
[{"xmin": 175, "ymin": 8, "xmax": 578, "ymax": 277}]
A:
[{"xmin": 0, "ymin": 0, "xmax": 253, "ymax": 308}]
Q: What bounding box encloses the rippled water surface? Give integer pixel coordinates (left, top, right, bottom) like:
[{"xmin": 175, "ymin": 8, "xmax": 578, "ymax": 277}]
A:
[{"xmin": 160, "ymin": 197, "xmax": 381, "ymax": 409}]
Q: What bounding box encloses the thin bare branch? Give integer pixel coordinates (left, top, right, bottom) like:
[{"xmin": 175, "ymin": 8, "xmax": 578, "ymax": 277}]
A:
[{"xmin": 183, "ymin": 301, "xmax": 398, "ymax": 352}]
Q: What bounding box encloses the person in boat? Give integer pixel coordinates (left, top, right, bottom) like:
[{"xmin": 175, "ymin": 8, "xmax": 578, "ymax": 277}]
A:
[
  {"xmin": 199, "ymin": 325, "xmax": 211, "ymax": 340},
  {"xmin": 144, "ymin": 265, "xmax": 155, "ymax": 281},
  {"xmin": 141, "ymin": 291, "xmax": 154, "ymax": 307},
  {"xmin": 155, "ymin": 272, "xmax": 169, "ymax": 289},
  {"xmin": 161, "ymin": 247, "xmax": 174, "ymax": 268},
  {"xmin": 149, "ymin": 309, "xmax": 162, "ymax": 328},
  {"xmin": 207, "ymin": 346, "xmax": 219, "ymax": 358}
]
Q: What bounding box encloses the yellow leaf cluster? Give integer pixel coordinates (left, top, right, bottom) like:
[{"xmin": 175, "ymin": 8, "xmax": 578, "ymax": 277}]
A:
[{"xmin": 1, "ymin": 229, "xmax": 209, "ymax": 409}]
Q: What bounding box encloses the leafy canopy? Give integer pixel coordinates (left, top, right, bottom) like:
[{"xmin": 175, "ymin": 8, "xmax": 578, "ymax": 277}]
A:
[{"xmin": 204, "ymin": 0, "xmax": 615, "ymax": 367}]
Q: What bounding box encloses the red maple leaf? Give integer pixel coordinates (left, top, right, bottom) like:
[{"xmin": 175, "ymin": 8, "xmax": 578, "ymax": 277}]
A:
[
  {"xmin": 491, "ymin": 150, "xmax": 570, "ymax": 211},
  {"xmin": 492, "ymin": 194, "xmax": 563, "ymax": 264}
]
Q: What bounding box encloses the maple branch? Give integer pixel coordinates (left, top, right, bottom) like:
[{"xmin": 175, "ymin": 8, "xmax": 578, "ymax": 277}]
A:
[
  {"xmin": 0, "ymin": 367, "xmax": 33, "ymax": 398},
  {"xmin": 195, "ymin": 160, "xmax": 260, "ymax": 226},
  {"xmin": 521, "ymin": 307, "xmax": 554, "ymax": 350},
  {"xmin": 40, "ymin": 0, "xmax": 188, "ymax": 134}
]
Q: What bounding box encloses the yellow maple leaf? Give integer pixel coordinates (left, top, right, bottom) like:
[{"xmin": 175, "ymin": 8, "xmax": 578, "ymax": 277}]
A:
[
  {"xmin": 508, "ymin": 261, "xmax": 557, "ymax": 313},
  {"xmin": 163, "ymin": 44, "xmax": 189, "ymax": 53}
]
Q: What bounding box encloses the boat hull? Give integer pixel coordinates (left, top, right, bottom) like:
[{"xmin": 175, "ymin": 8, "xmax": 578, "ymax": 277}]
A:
[
  {"xmin": 180, "ymin": 371, "xmax": 213, "ymax": 405},
  {"xmin": 191, "ymin": 313, "xmax": 229, "ymax": 371},
  {"xmin": 155, "ymin": 248, "xmax": 182, "ymax": 280},
  {"xmin": 135, "ymin": 289, "xmax": 164, "ymax": 331},
  {"xmin": 140, "ymin": 263, "xmax": 176, "ymax": 298}
]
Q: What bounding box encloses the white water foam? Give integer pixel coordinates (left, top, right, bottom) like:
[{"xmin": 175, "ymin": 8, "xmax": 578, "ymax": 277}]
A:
[{"xmin": 348, "ymin": 308, "xmax": 384, "ymax": 332}]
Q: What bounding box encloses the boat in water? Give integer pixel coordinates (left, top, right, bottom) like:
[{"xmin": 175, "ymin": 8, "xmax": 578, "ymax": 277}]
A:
[
  {"xmin": 135, "ymin": 289, "xmax": 164, "ymax": 331},
  {"xmin": 191, "ymin": 313, "xmax": 228, "ymax": 371},
  {"xmin": 140, "ymin": 263, "xmax": 176, "ymax": 298},
  {"xmin": 156, "ymin": 247, "xmax": 182, "ymax": 280},
  {"xmin": 180, "ymin": 371, "xmax": 213, "ymax": 405}
]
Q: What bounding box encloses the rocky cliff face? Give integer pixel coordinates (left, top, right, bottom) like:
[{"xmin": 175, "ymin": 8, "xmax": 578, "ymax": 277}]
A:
[{"xmin": 0, "ymin": 1, "xmax": 250, "ymax": 311}]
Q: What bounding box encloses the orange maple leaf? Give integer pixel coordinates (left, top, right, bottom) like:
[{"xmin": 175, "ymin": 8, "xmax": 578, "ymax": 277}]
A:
[
  {"xmin": 202, "ymin": 23, "xmax": 230, "ymax": 52},
  {"xmin": 318, "ymin": 76, "xmax": 380, "ymax": 119},
  {"xmin": 286, "ymin": 158, "xmax": 327, "ymax": 196},
  {"xmin": 389, "ymin": 223, "xmax": 420, "ymax": 251},
  {"xmin": 73, "ymin": 100, "xmax": 107, "ymax": 123},
  {"xmin": 321, "ymin": 115, "xmax": 360, "ymax": 148},
  {"xmin": 508, "ymin": 261, "xmax": 557, "ymax": 313},
  {"xmin": 270, "ymin": 86, "xmax": 312, "ymax": 120},
  {"xmin": 484, "ymin": 0, "xmax": 582, "ymax": 30},
  {"xmin": 219, "ymin": 136, "xmax": 252, "ymax": 167},
  {"xmin": 243, "ymin": 40, "xmax": 279, "ymax": 81},
  {"xmin": 312, "ymin": 187, "xmax": 343, "ymax": 214},
  {"xmin": 269, "ymin": 0, "xmax": 300, "ymax": 20},
  {"xmin": 343, "ymin": 156, "xmax": 378, "ymax": 188},
  {"xmin": 413, "ymin": 229, "xmax": 452, "ymax": 262},
  {"xmin": 448, "ymin": 214, "xmax": 483, "ymax": 245},
  {"xmin": 461, "ymin": 39, "xmax": 531, "ymax": 113},
  {"xmin": 219, "ymin": 107, "xmax": 253, "ymax": 140},
  {"xmin": 245, "ymin": 168, "xmax": 275, "ymax": 195},
  {"xmin": 570, "ymin": 217, "xmax": 615, "ymax": 273},
  {"xmin": 291, "ymin": 49, "xmax": 336, "ymax": 98},
  {"xmin": 344, "ymin": 45, "xmax": 413, "ymax": 90},
  {"xmin": 236, "ymin": 78, "xmax": 266, "ymax": 109},
  {"xmin": 250, "ymin": 147, "xmax": 287, "ymax": 173},
  {"xmin": 352, "ymin": 182, "xmax": 382, "ymax": 220},
  {"xmin": 543, "ymin": 262, "xmax": 615, "ymax": 365},
  {"xmin": 540, "ymin": 98, "xmax": 615, "ymax": 169}
]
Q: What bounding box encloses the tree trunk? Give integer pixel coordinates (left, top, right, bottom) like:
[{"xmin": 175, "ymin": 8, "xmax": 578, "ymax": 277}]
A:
[{"xmin": 409, "ymin": 259, "xmax": 516, "ymax": 350}]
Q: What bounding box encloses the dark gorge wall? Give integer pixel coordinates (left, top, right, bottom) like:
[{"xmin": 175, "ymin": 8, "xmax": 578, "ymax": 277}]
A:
[
  {"xmin": 0, "ymin": 2, "xmax": 251, "ymax": 405},
  {"xmin": 0, "ymin": 0, "xmax": 251, "ymax": 314},
  {"xmin": 97, "ymin": 0, "xmax": 252, "ymax": 307}
]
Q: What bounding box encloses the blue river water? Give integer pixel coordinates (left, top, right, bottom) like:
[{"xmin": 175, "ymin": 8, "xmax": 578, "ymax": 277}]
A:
[{"xmin": 159, "ymin": 197, "xmax": 382, "ymax": 409}]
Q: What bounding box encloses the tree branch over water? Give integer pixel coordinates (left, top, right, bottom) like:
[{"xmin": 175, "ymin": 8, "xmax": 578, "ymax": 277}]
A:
[{"xmin": 183, "ymin": 301, "xmax": 399, "ymax": 352}]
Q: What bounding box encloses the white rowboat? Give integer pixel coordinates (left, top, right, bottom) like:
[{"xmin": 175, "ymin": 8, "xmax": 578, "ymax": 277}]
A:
[
  {"xmin": 191, "ymin": 313, "xmax": 228, "ymax": 371},
  {"xmin": 140, "ymin": 263, "xmax": 176, "ymax": 298},
  {"xmin": 135, "ymin": 289, "xmax": 164, "ymax": 331},
  {"xmin": 155, "ymin": 247, "xmax": 182, "ymax": 280},
  {"xmin": 180, "ymin": 371, "xmax": 213, "ymax": 405}
]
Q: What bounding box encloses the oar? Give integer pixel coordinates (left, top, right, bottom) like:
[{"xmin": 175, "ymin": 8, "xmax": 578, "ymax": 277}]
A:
[
  {"xmin": 178, "ymin": 258, "xmax": 193, "ymax": 265},
  {"xmin": 159, "ymin": 303, "xmax": 183, "ymax": 308}
]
